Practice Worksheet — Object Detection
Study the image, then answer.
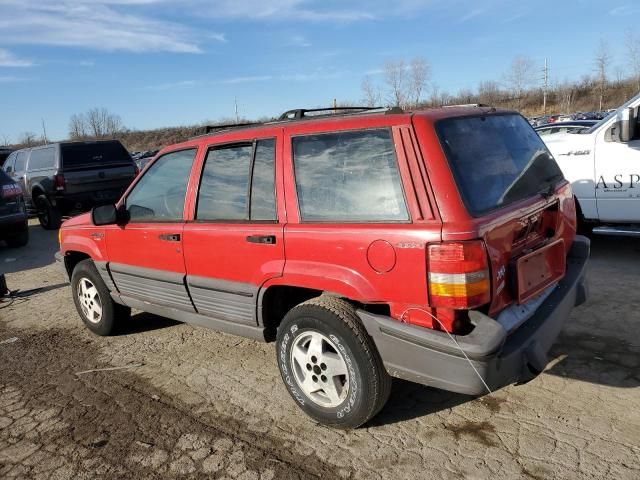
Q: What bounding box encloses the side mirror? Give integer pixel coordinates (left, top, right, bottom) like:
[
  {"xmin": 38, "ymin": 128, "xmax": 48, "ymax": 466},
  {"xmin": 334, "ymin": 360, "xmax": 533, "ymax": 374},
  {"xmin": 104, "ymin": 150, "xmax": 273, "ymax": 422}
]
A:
[
  {"xmin": 92, "ymin": 204, "xmax": 128, "ymax": 226},
  {"xmin": 605, "ymin": 107, "xmax": 636, "ymax": 143}
]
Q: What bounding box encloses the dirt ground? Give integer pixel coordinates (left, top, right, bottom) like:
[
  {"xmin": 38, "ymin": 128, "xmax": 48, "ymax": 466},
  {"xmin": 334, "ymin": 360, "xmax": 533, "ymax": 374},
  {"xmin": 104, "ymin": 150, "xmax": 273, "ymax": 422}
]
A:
[{"xmin": 0, "ymin": 220, "xmax": 638, "ymax": 479}]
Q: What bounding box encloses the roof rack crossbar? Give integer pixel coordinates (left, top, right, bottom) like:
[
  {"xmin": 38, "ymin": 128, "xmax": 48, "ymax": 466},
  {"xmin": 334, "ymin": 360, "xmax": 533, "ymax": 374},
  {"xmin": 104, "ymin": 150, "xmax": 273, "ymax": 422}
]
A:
[
  {"xmin": 278, "ymin": 106, "xmax": 385, "ymax": 120},
  {"xmin": 441, "ymin": 103, "xmax": 492, "ymax": 108}
]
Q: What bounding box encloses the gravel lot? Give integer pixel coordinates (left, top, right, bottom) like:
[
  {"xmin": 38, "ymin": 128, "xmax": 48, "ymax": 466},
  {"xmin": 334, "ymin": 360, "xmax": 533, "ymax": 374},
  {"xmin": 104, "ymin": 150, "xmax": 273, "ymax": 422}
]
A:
[{"xmin": 1, "ymin": 220, "xmax": 638, "ymax": 479}]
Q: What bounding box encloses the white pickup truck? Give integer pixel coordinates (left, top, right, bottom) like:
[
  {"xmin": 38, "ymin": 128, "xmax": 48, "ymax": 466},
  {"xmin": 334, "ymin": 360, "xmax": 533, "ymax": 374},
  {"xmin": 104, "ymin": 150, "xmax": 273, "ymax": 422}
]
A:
[{"xmin": 544, "ymin": 92, "xmax": 640, "ymax": 237}]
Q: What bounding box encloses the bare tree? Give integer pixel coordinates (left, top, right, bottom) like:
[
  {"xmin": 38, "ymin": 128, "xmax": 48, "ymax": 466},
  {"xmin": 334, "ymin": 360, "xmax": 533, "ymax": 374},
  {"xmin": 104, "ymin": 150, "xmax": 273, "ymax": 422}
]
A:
[
  {"xmin": 456, "ymin": 88, "xmax": 475, "ymax": 104},
  {"xmin": 504, "ymin": 55, "xmax": 536, "ymax": 110},
  {"xmin": 625, "ymin": 30, "xmax": 640, "ymax": 92},
  {"xmin": 70, "ymin": 108, "xmax": 124, "ymax": 140},
  {"xmin": 383, "ymin": 59, "xmax": 406, "ymax": 107},
  {"xmin": 594, "ymin": 40, "xmax": 611, "ymax": 111},
  {"xmin": 408, "ymin": 57, "xmax": 430, "ymax": 107},
  {"xmin": 18, "ymin": 132, "xmax": 37, "ymax": 147},
  {"xmin": 478, "ymin": 80, "xmax": 502, "ymax": 105},
  {"xmin": 361, "ymin": 75, "xmax": 382, "ymax": 107},
  {"xmin": 557, "ymin": 80, "xmax": 575, "ymax": 112},
  {"xmin": 1, "ymin": 134, "xmax": 10, "ymax": 146},
  {"xmin": 105, "ymin": 112, "xmax": 123, "ymax": 138},
  {"xmin": 68, "ymin": 113, "xmax": 87, "ymax": 140}
]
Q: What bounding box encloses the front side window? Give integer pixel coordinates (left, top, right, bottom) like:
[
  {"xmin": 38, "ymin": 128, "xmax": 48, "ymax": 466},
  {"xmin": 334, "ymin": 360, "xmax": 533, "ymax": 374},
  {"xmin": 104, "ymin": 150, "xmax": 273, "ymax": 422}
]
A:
[
  {"xmin": 126, "ymin": 148, "xmax": 196, "ymax": 222},
  {"xmin": 196, "ymin": 138, "xmax": 277, "ymax": 221},
  {"xmin": 292, "ymin": 129, "xmax": 408, "ymax": 222}
]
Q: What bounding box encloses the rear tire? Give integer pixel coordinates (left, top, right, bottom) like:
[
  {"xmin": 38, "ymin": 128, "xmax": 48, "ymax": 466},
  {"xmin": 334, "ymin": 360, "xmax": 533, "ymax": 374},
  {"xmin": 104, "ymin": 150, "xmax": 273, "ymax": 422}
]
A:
[
  {"xmin": 276, "ymin": 296, "xmax": 391, "ymax": 429},
  {"xmin": 35, "ymin": 195, "xmax": 62, "ymax": 230},
  {"xmin": 71, "ymin": 259, "xmax": 131, "ymax": 336},
  {"xmin": 5, "ymin": 224, "xmax": 29, "ymax": 248}
]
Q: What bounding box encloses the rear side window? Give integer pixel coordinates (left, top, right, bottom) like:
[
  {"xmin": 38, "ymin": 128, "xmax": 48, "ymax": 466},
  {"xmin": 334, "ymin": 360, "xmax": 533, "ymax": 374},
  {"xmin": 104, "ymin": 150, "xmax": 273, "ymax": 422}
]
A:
[
  {"xmin": 196, "ymin": 138, "xmax": 277, "ymax": 221},
  {"xmin": 14, "ymin": 151, "xmax": 28, "ymax": 172},
  {"xmin": 292, "ymin": 129, "xmax": 408, "ymax": 222},
  {"xmin": 61, "ymin": 142, "xmax": 131, "ymax": 169},
  {"xmin": 436, "ymin": 114, "xmax": 565, "ymax": 216},
  {"xmin": 28, "ymin": 148, "xmax": 55, "ymax": 170},
  {"xmin": 126, "ymin": 149, "xmax": 196, "ymax": 222}
]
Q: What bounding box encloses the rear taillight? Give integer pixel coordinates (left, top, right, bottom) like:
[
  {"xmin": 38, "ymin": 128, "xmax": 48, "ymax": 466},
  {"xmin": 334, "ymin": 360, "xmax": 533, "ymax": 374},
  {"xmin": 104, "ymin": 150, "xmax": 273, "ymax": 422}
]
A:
[
  {"xmin": 54, "ymin": 174, "xmax": 65, "ymax": 191},
  {"xmin": 427, "ymin": 241, "xmax": 491, "ymax": 309}
]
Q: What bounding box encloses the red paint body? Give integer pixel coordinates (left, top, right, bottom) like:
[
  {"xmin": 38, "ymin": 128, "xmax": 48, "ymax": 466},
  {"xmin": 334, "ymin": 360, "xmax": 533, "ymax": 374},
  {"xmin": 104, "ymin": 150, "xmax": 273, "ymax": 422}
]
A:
[{"xmin": 60, "ymin": 108, "xmax": 577, "ymax": 333}]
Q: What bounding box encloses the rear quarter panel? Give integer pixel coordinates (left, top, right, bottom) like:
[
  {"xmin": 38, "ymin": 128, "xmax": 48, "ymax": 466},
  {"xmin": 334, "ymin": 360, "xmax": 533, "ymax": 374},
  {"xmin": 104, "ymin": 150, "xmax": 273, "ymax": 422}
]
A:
[{"xmin": 278, "ymin": 115, "xmax": 442, "ymax": 325}]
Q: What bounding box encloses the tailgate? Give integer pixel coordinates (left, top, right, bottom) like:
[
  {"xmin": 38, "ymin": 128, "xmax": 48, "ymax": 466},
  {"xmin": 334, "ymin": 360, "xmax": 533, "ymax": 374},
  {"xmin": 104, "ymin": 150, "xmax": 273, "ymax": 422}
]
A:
[
  {"xmin": 482, "ymin": 184, "xmax": 576, "ymax": 316},
  {"xmin": 64, "ymin": 164, "xmax": 136, "ymax": 195}
]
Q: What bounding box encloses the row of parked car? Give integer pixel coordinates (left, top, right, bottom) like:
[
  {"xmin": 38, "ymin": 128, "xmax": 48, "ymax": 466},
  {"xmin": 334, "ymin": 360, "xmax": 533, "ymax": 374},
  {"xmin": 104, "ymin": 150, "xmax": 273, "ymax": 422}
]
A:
[
  {"xmin": 529, "ymin": 110, "xmax": 615, "ymax": 127},
  {"xmin": 0, "ymin": 140, "xmax": 139, "ymax": 247}
]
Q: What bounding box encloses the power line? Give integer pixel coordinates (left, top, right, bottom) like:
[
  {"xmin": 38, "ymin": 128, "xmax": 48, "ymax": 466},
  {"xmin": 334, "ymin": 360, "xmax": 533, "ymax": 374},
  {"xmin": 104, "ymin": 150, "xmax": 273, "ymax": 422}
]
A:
[{"xmin": 542, "ymin": 58, "xmax": 549, "ymax": 114}]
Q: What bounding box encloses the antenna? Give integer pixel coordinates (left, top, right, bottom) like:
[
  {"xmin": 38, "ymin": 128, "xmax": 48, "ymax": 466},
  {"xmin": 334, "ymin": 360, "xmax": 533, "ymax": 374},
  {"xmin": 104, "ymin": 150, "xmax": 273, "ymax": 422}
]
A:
[{"xmin": 234, "ymin": 97, "xmax": 239, "ymax": 124}]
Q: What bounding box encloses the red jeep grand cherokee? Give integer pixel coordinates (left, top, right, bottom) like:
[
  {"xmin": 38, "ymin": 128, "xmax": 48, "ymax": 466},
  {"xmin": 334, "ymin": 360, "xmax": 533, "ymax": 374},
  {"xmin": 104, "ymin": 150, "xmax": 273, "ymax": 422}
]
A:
[{"xmin": 57, "ymin": 106, "xmax": 589, "ymax": 428}]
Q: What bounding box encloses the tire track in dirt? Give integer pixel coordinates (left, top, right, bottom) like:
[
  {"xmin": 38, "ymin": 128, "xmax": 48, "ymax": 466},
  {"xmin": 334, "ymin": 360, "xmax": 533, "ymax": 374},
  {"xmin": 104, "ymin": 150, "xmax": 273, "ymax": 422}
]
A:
[{"xmin": 0, "ymin": 325, "xmax": 345, "ymax": 479}]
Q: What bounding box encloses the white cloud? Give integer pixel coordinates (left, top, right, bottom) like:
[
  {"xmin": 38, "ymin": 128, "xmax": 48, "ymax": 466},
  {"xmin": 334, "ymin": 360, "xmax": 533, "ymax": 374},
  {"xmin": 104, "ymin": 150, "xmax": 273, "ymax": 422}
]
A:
[
  {"xmin": 609, "ymin": 4, "xmax": 639, "ymax": 16},
  {"xmin": 144, "ymin": 80, "xmax": 201, "ymax": 91},
  {"xmin": 0, "ymin": 49, "xmax": 33, "ymax": 67},
  {"xmin": 0, "ymin": 1, "xmax": 222, "ymax": 53},
  {"xmin": 220, "ymin": 75, "xmax": 274, "ymax": 84},
  {"xmin": 457, "ymin": 8, "xmax": 485, "ymax": 23},
  {"xmin": 289, "ymin": 35, "xmax": 311, "ymax": 48},
  {"xmin": 0, "ymin": 76, "xmax": 20, "ymax": 82}
]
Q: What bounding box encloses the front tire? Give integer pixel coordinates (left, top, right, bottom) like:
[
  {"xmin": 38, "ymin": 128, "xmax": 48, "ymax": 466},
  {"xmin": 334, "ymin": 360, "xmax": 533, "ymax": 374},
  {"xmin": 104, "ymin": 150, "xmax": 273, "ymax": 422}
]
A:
[
  {"xmin": 71, "ymin": 259, "xmax": 130, "ymax": 336},
  {"xmin": 5, "ymin": 224, "xmax": 29, "ymax": 248},
  {"xmin": 35, "ymin": 195, "xmax": 62, "ymax": 230},
  {"xmin": 276, "ymin": 296, "xmax": 391, "ymax": 429}
]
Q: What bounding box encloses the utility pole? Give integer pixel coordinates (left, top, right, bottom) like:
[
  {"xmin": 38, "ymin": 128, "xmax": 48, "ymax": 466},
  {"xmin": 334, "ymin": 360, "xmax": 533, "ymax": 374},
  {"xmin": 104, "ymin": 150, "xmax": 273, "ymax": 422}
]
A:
[
  {"xmin": 234, "ymin": 97, "xmax": 239, "ymax": 124},
  {"xmin": 41, "ymin": 118, "xmax": 48, "ymax": 144},
  {"xmin": 542, "ymin": 58, "xmax": 549, "ymax": 115},
  {"xmin": 333, "ymin": 98, "xmax": 337, "ymax": 113}
]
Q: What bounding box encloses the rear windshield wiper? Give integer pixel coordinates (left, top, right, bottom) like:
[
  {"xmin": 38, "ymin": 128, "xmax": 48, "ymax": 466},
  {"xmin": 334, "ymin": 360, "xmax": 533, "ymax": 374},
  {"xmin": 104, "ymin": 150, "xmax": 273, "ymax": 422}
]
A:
[{"xmin": 538, "ymin": 174, "xmax": 564, "ymax": 199}]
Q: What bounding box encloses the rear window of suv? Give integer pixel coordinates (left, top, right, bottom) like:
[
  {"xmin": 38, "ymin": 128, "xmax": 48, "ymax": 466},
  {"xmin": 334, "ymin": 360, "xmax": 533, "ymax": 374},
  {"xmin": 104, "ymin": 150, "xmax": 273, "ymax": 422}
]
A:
[
  {"xmin": 435, "ymin": 113, "xmax": 565, "ymax": 216},
  {"xmin": 61, "ymin": 142, "xmax": 131, "ymax": 169}
]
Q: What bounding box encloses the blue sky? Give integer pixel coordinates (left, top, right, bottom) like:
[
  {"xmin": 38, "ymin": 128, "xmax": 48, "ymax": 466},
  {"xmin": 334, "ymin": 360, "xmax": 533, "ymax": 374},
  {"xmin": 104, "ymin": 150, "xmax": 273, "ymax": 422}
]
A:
[{"xmin": 1, "ymin": 0, "xmax": 639, "ymax": 143}]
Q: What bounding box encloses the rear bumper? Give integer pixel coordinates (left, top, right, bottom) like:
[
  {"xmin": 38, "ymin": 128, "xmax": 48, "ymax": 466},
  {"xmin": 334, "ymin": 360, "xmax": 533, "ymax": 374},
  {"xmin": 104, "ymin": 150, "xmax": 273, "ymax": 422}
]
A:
[{"xmin": 358, "ymin": 235, "xmax": 590, "ymax": 396}]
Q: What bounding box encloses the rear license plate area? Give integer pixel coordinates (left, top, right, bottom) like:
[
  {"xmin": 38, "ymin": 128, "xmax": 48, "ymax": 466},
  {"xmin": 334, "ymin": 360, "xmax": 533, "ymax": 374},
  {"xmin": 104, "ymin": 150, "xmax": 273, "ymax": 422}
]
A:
[{"xmin": 515, "ymin": 239, "xmax": 566, "ymax": 304}]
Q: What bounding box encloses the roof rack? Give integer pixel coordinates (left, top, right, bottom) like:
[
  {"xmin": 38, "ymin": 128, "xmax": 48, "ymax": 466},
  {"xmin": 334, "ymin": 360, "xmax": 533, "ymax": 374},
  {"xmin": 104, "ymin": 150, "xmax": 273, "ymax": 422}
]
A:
[
  {"xmin": 442, "ymin": 103, "xmax": 492, "ymax": 108},
  {"xmin": 278, "ymin": 106, "xmax": 391, "ymax": 120},
  {"xmin": 202, "ymin": 122, "xmax": 261, "ymax": 134},
  {"xmin": 191, "ymin": 106, "xmax": 401, "ymax": 140}
]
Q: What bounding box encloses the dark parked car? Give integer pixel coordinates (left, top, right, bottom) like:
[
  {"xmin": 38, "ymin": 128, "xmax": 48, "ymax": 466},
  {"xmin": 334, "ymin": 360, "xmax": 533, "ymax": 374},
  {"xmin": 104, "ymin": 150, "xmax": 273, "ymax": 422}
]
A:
[
  {"xmin": 3, "ymin": 140, "xmax": 137, "ymax": 230},
  {"xmin": 0, "ymin": 169, "xmax": 28, "ymax": 248},
  {"xmin": 0, "ymin": 148, "xmax": 13, "ymax": 167}
]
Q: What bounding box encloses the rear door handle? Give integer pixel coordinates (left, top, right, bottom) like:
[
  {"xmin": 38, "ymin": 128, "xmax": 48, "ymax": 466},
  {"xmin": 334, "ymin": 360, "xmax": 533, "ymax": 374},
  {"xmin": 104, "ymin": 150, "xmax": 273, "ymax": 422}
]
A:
[
  {"xmin": 159, "ymin": 233, "xmax": 181, "ymax": 242},
  {"xmin": 246, "ymin": 235, "xmax": 276, "ymax": 245}
]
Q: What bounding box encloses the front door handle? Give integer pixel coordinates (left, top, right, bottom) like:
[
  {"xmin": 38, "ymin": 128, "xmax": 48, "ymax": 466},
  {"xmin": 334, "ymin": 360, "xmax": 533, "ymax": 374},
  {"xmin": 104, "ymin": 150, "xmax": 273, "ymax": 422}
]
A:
[
  {"xmin": 159, "ymin": 233, "xmax": 181, "ymax": 242},
  {"xmin": 246, "ymin": 235, "xmax": 276, "ymax": 244}
]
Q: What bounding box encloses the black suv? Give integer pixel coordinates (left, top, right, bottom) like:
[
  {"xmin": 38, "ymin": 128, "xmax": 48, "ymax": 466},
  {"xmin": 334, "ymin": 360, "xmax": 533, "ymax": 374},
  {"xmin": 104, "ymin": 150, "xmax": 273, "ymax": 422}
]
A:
[
  {"xmin": 3, "ymin": 140, "xmax": 137, "ymax": 229},
  {"xmin": 0, "ymin": 169, "xmax": 28, "ymax": 248}
]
